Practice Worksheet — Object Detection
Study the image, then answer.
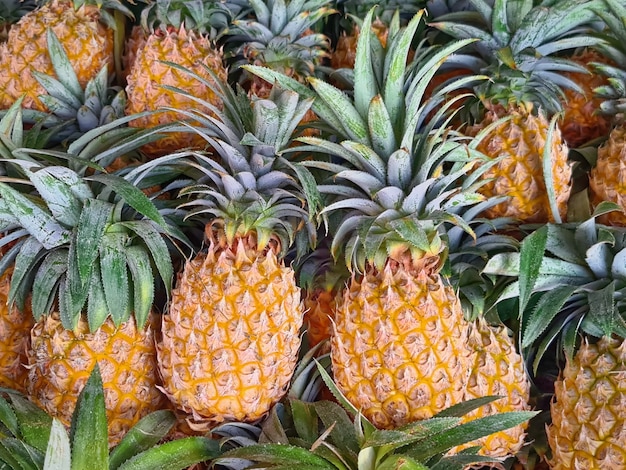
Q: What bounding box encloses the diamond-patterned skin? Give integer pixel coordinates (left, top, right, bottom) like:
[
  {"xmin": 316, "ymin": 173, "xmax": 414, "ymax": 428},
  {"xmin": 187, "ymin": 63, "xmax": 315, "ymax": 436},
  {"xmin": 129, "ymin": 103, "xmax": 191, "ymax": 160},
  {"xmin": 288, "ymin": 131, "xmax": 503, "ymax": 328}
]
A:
[
  {"xmin": 158, "ymin": 238, "xmax": 304, "ymax": 429},
  {"xmin": 547, "ymin": 337, "xmax": 626, "ymax": 469},
  {"xmin": 27, "ymin": 314, "xmax": 166, "ymax": 447},
  {"xmin": 331, "ymin": 261, "xmax": 473, "ymax": 429}
]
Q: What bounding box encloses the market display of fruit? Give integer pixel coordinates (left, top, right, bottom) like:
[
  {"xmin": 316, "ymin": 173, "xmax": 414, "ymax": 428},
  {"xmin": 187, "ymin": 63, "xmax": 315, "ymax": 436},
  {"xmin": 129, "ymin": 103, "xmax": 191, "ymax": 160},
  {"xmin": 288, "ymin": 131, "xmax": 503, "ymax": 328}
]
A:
[{"xmin": 0, "ymin": 0, "xmax": 624, "ymax": 469}]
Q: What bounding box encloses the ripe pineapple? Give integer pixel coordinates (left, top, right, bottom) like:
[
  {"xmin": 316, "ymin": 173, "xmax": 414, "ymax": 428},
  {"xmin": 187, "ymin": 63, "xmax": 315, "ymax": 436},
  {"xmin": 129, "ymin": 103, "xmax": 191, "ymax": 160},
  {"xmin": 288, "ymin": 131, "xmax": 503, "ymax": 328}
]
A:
[
  {"xmin": 484, "ymin": 217, "xmax": 626, "ymax": 469},
  {"xmin": 246, "ymin": 9, "xmax": 487, "ymax": 429},
  {"xmin": 157, "ymin": 84, "xmax": 317, "ymax": 429},
  {"xmin": 0, "ymin": 267, "xmax": 33, "ymax": 393},
  {"xmin": 124, "ymin": 0, "xmax": 230, "ymax": 157},
  {"xmin": 587, "ymin": 0, "xmax": 626, "ymax": 226},
  {"xmin": 430, "ymin": 0, "xmax": 607, "ymax": 223},
  {"xmin": 0, "ymin": 150, "xmax": 179, "ymax": 445},
  {"xmin": 0, "ymin": 0, "xmax": 133, "ymax": 111}
]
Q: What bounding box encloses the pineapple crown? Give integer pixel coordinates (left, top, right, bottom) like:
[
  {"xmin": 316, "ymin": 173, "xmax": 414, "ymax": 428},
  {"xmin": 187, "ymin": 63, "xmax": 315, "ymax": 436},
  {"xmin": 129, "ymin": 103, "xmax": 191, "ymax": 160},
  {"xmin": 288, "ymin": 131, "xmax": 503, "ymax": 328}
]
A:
[
  {"xmin": 244, "ymin": 8, "xmax": 491, "ymax": 273},
  {"xmin": 226, "ymin": 0, "xmax": 335, "ymax": 83},
  {"xmin": 0, "ymin": 0, "xmax": 36, "ymax": 24},
  {"xmin": 429, "ymin": 0, "xmax": 608, "ymax": 114},
  {"xmin": 162, "ymin": 68, "xmax": 319, "ymax": 258},
  {"xmin": 16, "ymin": 29, "xmax": 127, "ymax": 144},
  {"xmin": 139, "ymin": 0, "xmax": 241, "ymax": 37},
  {"xmin": 484, "ymin": 207, "xmax": 626, "ymax": 373}
]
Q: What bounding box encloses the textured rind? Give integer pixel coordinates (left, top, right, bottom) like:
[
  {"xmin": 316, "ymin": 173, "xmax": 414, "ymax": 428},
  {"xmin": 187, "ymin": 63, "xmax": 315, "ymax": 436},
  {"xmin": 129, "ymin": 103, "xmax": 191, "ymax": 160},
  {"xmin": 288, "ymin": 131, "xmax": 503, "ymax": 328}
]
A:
[
  {"xmin": 158, "ymin": 242, "xmax": 303, "ymax": 427},
  {"xmin": 559, "ymin": 49, "xmax": 612, "ymax": 149},
  {"xmin": 450, "ymin": 318, "xmax": 531, "ymax": 458},
  {"xmin": 547, "ymin": 337, "xmax": 626, "ymax": 470},
  {"xmin": 304, "ymin": 288, "xmax": 339, "ymax": 355},
  {"xmin": 0, "ymin": 268, "xmax": 34, "ymax": 393},
  {"xmin": 331, "ymin": 263, "xmax": 473, "ymax": 429},
  {"xmin": 125, "ymin": 26, "xmax": 227, "ymax": 157},
  {"xmin": 469, "ymin": 107, "xmax": 572, "ymax": 223},
  {"xmin": 0, "ymin": 0, "xmax": 113, "ymax": 111},
  {"xmin": 589, "ymin": 125, "xmax": 626, "ymax": 226},
  {"xmin": 27, "ymin": 314, "xmax": 166, "ymax": 447}
]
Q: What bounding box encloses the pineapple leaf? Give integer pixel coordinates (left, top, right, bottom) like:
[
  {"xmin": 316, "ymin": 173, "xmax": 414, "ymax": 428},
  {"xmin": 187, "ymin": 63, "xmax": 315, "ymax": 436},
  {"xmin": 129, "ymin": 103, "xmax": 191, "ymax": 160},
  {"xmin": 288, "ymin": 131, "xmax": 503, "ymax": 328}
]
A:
[
  {"xmin": 66, "ymin": 237, "xmax": 89, "ymax": 322},
  {"xmin": 24, "ymin": 166, "xmax": 83, "ymax": 228},
  {"xmin": 116, "ymin": 437, "xmax": 221, "ymax": 470},
  {"xmin": 434, "ymin": 396, "xmax": 501, "ymax": 418},
  {"xmin": 363, "ymin": 417, "xmax": 459, "ymax": 449},
  {"xmin": 290, "ymin": 400, "xmax": 319, "ymax": 446},
  {"xmin": 521, "ymin": 285, "xmax": 579, "ymax": 348},
  {"xmin": 219, "ymin": 443, "xmax": 333, "ymax": 468},
  {"xmin": 0, "ymin": 438, "xmax": 43, "ymax": 470},
  {"xmin": 8, "ymin": 237, "xmax": 44, "ymax": 312},
  {"xmin": 0, "ymin": 183, "xmax": 71, "ymax": 249},
  {"xmin": 75, "ymin": 199, "xmax": 111, "ymax": 285},
  {"xmin": 119, "ymin": 221, "xmax": 173, "ymax": 299},
  {"xmin": 31, "ymin": 250, "xmax": 67, "ymax": 320},
  {"xmin": 43, "ymin": 420, "xmax": 71, "ymax": 470},
  {"xmin": 87, "ymin": 263, "xmax": 108, "ymax": 332},
  {"xmin": 109, "ymin": 411, "xmax": 176, "ymax": 470},
  {"xmin": 125, "ymin": 246, "xmax": 154, "ymax": 329},
  {"xmin": 587, "ymin": 282, "xmax": 626, "ymax": 339},
  {"xmin": 45, "ymin": 29, "xmax": 82, "ymax": 101},
  {"xmin": 377, "ymin": 455, "xmax": 428, "ymax": 470},
  {"xmin": 69, "ymin": 365, "xmax": 108, "ymax": 470},
  {"xmin": 353, "ymin": 7, "xmax": 377, "ymax": 122},
  {"xmin": 312, "ymin": 401, "xmax": 360, "ymax": 458},
  {"xmin": 405, "ymin": 411, "xmax": 538, "ymax": 461},
  {"xmin": 0, "ymin": 395, "xmax": 19, "ymax": 438},
  {"xmin": 518, "ymin": 225, "xmax": 548, "ymax": 317},
  {"xmin": 430, "ymin": 454, "xmax": 501, "ymax": 470},
  {"xmin": 86, "ymin": 174, "xmax": 167, "ymax": 229},
  {"xmin": 7, "ymin": 394, "xmax": 53, "ymax": 454},
  {"xmin": 99, "ymin": 232, "xmax": 130, "ymax": 326}
]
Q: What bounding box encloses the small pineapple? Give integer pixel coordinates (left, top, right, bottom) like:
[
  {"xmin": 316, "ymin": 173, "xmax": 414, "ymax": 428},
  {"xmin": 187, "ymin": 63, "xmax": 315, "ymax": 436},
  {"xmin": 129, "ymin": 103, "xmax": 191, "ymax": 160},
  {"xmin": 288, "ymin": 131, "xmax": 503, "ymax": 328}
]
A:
[{"xmin": 157, "ymin": 84, "xmax": 317, "ymax": 430}]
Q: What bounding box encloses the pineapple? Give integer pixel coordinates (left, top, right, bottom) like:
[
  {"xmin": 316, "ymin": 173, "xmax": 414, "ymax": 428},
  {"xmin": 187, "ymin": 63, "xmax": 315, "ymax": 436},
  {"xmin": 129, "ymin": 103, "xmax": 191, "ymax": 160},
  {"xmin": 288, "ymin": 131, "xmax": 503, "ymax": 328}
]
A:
[
  {"xmin": 587, "ymin": 0, "xmax": 626, "ymax": 226},
  {"xmin": 429, "ymin": 0, "xmax": 608, "ymax": 223},
  {"xmin": 0, "ymin": 145, "xmax": 181, "ymax": 445},
  {"xmin": 0, "ymin": 0, "xmax": 133, "ymax": 111},
  {"xmin": 157, "ymin": 83, "xmax": 317, "ymax": 430},
  {"xmin": 246, "ymin": 9, "xmax": 487, "ymax": 429},
  {"xmin": 124, "ymin": 0, "xmax": 230, "ymax": 157},
  {"xmin": 484, "ymin": 216, "xmax": 626, "ymax": 469}
]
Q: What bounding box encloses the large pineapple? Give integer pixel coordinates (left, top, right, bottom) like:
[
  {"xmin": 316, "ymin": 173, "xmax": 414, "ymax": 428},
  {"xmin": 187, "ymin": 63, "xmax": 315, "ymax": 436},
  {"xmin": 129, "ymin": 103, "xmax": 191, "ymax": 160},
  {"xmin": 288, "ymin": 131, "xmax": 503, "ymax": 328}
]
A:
[
  {"xmin": 246, "ymin": 9, "xmax": 486, "ymax": 429},
  {"xmin": 485, "ymin": 217, "xmax": 626, "ymax": 469},
  {"xmin": 157, "ymin": 84, "xmax": 317, "ymax": 430},
  {"xmin": 430, "ymin": 0, "xmax": 607, "ymax": 223},
  {"xmin": 124, "ymin": 0, "xmax": 230, "ymax": 157},
  {"xmin": 0, "ymin": 146, "xmax": 181, "ymax": 446},
  {"xmin": 0, "ymin": 0, "xmax": 133, "ymax": 111}
]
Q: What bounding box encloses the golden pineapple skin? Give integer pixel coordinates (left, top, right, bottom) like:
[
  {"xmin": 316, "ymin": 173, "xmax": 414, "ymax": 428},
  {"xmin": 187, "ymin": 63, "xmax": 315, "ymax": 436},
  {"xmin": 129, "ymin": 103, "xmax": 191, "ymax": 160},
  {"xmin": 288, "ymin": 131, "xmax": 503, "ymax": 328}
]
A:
[
  {"xmin": 469, "ymin": 106, "xmax": 572, "ymax": 223},
  {"xmin": 0, "ymin": 268, "xmax": 33, "ymax": 393},
  {"xmin": 589, "ymin": 126, "xmax": 626, "ymax": 226},
  {"xmin": 547, "ymin": 337, "xmax": 626, "ymax": 470},
  {"xmin": 560, "ymin": 49, "xmax": 612, "ymax": 149},
  {"xmin": 450, "ymin": 318, "xmax": 531, "ymax": 458},
  {"xmin": 331, "ymin": 261, "xmax": 473, "ymax": 429},
  {"xmin": 28, "ymin": 314, "xmax": 166, "ymax": 447},
  {"xmin": 304, "ymin": 288, "xmax": 339, "ymax": 355},
  {"xmin": 0, "ymin": 0, "xmax": 113, "ymax": 111},
  {"xmin": 125, "ymin": 25, "xmax": 227, "ymax": 158},
  {"xmin": 157, "ymin": 236, "xmax": 304, "ymax": 428}
]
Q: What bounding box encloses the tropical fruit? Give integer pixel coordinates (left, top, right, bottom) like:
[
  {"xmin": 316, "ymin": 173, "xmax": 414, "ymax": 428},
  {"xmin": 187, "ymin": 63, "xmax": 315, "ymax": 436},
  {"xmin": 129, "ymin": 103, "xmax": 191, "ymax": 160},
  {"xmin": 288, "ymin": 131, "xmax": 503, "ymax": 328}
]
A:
[
  {"xmin": 157, "ymin": 83, "xmax": 316, "ymax": 430},
  {"xmin": 0, "ymin": 0, "xmax": 132, "ymax": 111}
]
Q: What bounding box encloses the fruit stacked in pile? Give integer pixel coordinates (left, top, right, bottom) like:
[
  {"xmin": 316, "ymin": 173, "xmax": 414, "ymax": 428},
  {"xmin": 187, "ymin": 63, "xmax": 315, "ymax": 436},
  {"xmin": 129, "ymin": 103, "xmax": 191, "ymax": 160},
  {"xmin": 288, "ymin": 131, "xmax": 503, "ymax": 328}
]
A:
[{"xmin": 0, "ymin": 0, "xmax": 625, "ymax": 469}]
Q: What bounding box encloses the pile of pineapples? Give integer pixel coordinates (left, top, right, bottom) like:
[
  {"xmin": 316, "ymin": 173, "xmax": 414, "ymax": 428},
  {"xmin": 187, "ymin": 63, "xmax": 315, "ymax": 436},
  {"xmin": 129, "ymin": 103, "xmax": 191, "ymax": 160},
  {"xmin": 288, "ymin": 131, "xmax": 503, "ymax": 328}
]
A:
[{"xmin": 0, "ymin": 0, "xmax": 625, "ymax": 468}]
